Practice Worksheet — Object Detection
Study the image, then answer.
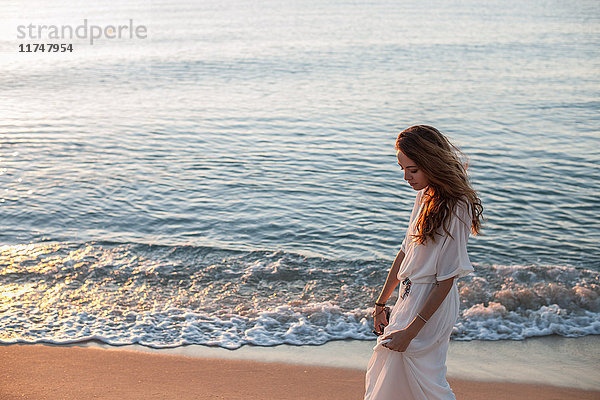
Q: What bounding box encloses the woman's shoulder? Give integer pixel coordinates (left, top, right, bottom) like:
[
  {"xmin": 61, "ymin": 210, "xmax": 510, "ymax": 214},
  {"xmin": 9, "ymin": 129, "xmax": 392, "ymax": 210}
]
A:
[
  {"xmin": 416, "ymin": 187, "xmax": 429, "ymax": 202},
  {"xmin": 451, "ymin": 196, "xmax": 472, "ymax": 225}
]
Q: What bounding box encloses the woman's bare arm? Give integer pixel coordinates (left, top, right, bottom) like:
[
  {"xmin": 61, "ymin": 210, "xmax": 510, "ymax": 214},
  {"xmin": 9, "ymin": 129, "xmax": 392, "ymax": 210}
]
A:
[
  {"xmin": 372, "ymin": 249, "xmax": 405, "ymax": 334},
  {"xmin": 375, "ymin": 249, "xmax": 405, "ymax": 304}
]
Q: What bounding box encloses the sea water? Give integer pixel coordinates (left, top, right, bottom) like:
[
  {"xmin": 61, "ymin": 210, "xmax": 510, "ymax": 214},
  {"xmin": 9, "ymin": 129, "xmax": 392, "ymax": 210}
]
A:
[{"xmin": 0, "ymin": 0, "xmax": 598, "ymax": 349}]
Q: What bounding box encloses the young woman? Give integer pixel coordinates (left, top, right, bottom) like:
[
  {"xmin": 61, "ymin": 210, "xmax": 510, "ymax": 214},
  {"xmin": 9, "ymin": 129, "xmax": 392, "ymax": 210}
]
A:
[{"xmin": 364, "ymin": 125, "xmax": 483, "ymax": 400}]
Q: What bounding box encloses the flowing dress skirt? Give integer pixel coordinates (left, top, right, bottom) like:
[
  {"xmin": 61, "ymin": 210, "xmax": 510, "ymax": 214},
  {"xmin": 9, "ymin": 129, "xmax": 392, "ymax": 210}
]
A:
[{"xmin": 364, "ymin": 280, "xmax": 460, "ymax": 400}]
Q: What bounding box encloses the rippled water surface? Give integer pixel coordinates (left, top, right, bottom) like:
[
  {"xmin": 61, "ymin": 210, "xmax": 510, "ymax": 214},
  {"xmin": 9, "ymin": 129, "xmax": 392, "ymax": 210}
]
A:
[{"xmin": 0, "ymin": 0, "xmax": 599, "ymax": 347}]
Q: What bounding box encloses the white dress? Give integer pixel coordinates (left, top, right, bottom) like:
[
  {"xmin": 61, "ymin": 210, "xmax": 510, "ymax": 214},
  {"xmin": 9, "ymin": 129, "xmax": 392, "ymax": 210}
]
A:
[{"xmin": 364, "ymin": 188, "xmax": 474, "ymax": 400}]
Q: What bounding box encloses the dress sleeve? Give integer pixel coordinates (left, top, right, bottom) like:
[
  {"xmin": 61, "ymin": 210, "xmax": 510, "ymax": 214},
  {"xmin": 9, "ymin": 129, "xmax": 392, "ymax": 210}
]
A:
[
  {"xmin": 435, "ymin": 199, "xmax": 474, "ymax": 281},
  {"xmin": 400, "ymin": 234, "xmax": 409, "ymax": 253}
]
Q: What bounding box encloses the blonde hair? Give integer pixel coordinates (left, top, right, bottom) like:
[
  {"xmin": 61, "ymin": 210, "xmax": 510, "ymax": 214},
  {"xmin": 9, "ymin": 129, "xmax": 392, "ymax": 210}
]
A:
[{"xmin": 395, "ymin": 125, "xmax": 483, "ymax": 244}]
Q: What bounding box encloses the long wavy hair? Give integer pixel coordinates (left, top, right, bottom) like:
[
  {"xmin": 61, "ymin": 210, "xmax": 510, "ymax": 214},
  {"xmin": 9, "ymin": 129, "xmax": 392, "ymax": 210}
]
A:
[{"xmin": 395, "ymin": 125, "xmax": 483, "ymax": 244}]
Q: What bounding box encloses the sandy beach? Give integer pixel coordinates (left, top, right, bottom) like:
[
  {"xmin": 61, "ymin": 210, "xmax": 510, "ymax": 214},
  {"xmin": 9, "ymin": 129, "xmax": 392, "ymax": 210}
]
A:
[{"xmin": 2, "ymin": 344, "xmax": 599, "ymax": 400}]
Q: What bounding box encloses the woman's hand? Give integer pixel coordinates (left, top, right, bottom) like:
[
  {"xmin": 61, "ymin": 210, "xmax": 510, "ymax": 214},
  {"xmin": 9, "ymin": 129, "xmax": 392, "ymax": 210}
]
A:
[
  {"xmin": 380, "ymin": 328, "xmax": 416, "ymax": 352},
  {"xmin": 373, "ymin": 306, "xmax": 389, "ymax": 335}
]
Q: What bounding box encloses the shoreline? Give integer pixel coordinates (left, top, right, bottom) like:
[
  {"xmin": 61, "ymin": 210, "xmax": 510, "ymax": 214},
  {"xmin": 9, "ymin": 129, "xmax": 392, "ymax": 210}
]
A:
[
  {"xmin": 2, "ymin": 343, "xmax": 600, "ymax": 400},
  {"xmin": 16, "ymin": 335, "xmax": 599, "ymax": 390}
]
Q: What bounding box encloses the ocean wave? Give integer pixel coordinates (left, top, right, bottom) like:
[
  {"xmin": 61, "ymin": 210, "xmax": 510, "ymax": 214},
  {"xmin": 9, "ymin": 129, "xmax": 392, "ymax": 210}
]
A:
[{"xmin": 1, "ymin": 241, "xmax": 598, "ymax": 348}]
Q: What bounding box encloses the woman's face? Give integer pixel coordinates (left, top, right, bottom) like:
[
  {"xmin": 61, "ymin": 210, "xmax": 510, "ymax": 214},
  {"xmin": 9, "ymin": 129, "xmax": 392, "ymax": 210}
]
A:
[{"xmin": 397, "ymin": 150, "xmax": 430, "ymax": 191}]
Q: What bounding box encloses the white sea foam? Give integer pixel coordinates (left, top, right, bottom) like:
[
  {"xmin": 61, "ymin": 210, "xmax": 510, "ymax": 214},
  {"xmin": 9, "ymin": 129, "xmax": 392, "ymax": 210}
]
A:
[{"xmin": 0, "ymin": 243, "xmax": 598, "ymax": 348}]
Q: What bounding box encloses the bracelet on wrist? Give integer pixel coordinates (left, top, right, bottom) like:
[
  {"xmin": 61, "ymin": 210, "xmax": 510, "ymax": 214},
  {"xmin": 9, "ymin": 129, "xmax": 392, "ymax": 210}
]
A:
[
  {"xmin": 375, "ymin": 302, "xmax": 386, "ymax": 308},
  {"xmin": 372, "ymin": 307, "xmax": 388, "ymax": 317}
]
